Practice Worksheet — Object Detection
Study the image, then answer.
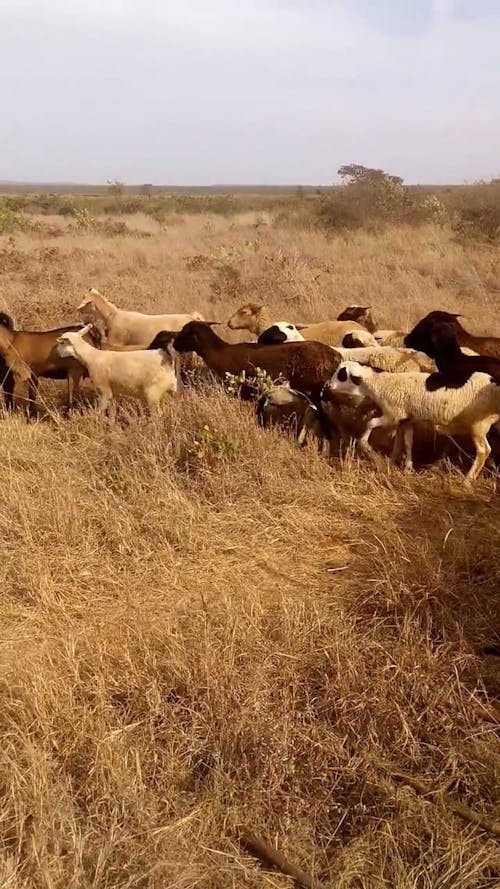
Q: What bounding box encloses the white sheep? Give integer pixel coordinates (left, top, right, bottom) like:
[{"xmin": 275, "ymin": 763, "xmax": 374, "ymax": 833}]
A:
[
  {"xmin": 227, "ymin": 302, "xmax": 378, "ymax": 347},
  {"xmin": 373, "ymin": 329, "xmax": 407, "ymax": 347},
  {"xmin": 332, "ymin": 345, "xmax": 436, "ymax": 373},
  {"xmin": 78, "ymin": 288, "xmax": 203, "ymax": 347},
  {"xmin": 325, "ymin": 360, "xmax": 500, "ymax": 480},
  {"xmin": 56, "ymin": 324, "xmax": 179, "ymax": 417}
]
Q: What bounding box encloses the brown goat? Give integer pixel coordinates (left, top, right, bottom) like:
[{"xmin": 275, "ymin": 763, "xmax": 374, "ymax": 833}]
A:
[
  {"xmin": 173, "ymin": 321, "xmax": 341, "ymax": 396},
  {"xmin": 0, "ymin": 314, "xmax": 87, "ymax": 411}
]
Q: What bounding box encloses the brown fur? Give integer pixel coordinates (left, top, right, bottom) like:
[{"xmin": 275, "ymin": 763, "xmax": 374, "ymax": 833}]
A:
[
  {"xmin": 0, "ymin": 318, "xmax": 87, "ymax": 410},
  {"xmin": 173, "ymin": 321, "xmax": 340, "ymax": 394}
]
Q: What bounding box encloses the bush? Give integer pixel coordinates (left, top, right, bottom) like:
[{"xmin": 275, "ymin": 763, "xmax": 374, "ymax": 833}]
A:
[
  {"xmin": 315, "ymin": 164, "xmax": 446, "ymax": 233},
  {"xmin": 450, "ymin": 182, "xmax": 500, "ymax": 243}
]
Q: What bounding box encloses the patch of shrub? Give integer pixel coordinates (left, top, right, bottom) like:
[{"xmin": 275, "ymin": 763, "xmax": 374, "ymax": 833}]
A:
[
  {"xmin": 315, "ymin": 164, "xmax": 447, "ymax": 233},
  {"xmin": 450, "ymin": 182, "xmax": 500, "ymax": 243}
]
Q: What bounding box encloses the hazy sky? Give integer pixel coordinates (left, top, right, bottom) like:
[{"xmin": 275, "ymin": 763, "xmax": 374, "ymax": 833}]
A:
[{"xmin": 1, "ymin": 0, "xmax": 499, "ymax": 185}]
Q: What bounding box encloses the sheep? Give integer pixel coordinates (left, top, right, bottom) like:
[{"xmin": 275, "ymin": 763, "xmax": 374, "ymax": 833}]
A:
[
  {"xmin": 341, "ymin": 329, "xmax": 381, "ymax": 348},
  {"xmin": 337, "ymin": 305, "xmax": 377, "ymax": 333},
  {"xmin": 405, "ymin": 313, "xmax": 500, "ymax": 383},
  {"xmin": 332, "ymin": 344, "xmax": 436, "ymax": 373},
  {"xmin": 419, "ymin": 310, "xmax": 500, "ymax": 358},
  {"xmin": 227, "ymin": 302, "xmax": 373, "ymax": 347},
  {"xmin": 373, "ymin": 329, "xmax": 407, "ymax": 347},
  {"xmin": 56, "ymin": 323, "xmax": 179, "ymax": 417},
  {"xmin": 77, "ymin": 288, "xmax": 204, "ymax": 347},
  {"xmin": 173, "ymin": 321, "xmax": 341, "ymax": 402},
  {"xmin": 256, "ymin": 383, "xmax": 331, "ymax": 454},
  {"xmin": 325, "ymin": 360, "xmax": 500, "ymax": 480},
  {"xmin": 257, "ymin": 323, "xmax": 305, "ymax": 344},
  {"xmin": 0, "ymin": 313, "xmax": 89, "ymax": 411}
]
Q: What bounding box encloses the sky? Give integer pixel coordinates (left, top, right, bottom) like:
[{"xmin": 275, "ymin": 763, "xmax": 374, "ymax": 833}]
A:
[{"xmin": 1, "ymin": 0, "xmax": 499, "ymax": 185}]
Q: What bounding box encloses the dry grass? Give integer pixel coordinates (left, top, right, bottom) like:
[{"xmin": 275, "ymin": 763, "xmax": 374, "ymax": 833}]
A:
[{"xmin": 0, "ymin": 212, "xmax": 499, "ymax": 888}]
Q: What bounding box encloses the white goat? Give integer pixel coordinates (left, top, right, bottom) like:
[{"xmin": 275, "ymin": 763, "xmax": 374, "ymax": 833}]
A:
[
  {"xmin": 325, "ymin": 360, "xmax": 500, "ymax": 480},
  {"xmin": 78, "ymin": 288, "xmax": 203, "ymax": 347},
  {"xmin": 56, "ymin": 324, "xmax": 179, "ymax": 416}
]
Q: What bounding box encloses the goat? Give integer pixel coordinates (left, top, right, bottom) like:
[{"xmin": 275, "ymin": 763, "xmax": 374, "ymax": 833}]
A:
[
  {"xmin": 325, "ymin": 360, "xmax": 500, "ymax": 480},
  {"xmin": 0, "ymin": 313, "xmax": 88, "ymax": 410},
  {"xmin": 337, "ymin": 305, "xmax": 377, "ymax": 333},
  {"xmin": 77, "ymin": 288, "xmax": 204, "ymax": 347},
  {"xmin": 56, "ymin": 323, "xmax": 179, "ymax": 417},
  {"xmin": 227, "ymin": 302, "xmax": 374, "ymax": 347},
  {"xmin": 257, "ymin": 323, "xmax": 305, "ymax": 344},
  {"xmin": 173, "ymin": 321, "xmax": 341, "ymax": 401},
  {"xmin": 256, "ymin": 383, "xmax": 331, "ymax": 454}
]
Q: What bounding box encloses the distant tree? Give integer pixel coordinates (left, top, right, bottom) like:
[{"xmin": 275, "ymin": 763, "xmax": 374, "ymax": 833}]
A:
[
  {"xmin": 107, "ymin": 179, "xmax": 125, "ymax": 198},
  {"xmin": 338, "ymin": 164, "xmax": 403, "ymax": 188},
  {"xmin": 141, "ymin": 183, "xmax": 153, "ymax": 196},
  {"xmin": 295, "ymin": 185, "xmax": 305, "ymax": 198}
]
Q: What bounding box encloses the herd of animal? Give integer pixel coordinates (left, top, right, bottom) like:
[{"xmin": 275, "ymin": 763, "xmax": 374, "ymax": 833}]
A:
[{"xmin": 2, "ymin": 287, "xmax": 500, "ymax": 482}]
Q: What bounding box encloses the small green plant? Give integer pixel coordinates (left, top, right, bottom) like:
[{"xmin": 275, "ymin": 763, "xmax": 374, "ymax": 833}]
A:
[
  {"xmin": 189, "ymin": 424, "xmax": 240, "ymax": 461},
  {"xmin": 0, "ymin": 206, "xmax": 29, "ymax": 235},
  {"xmin": 73, "ymin": 208, "xmax": 93, "ymax": 230},
  {"xmin": 223, "ymin": 368, "xmax": 283, "ymax": 398}
]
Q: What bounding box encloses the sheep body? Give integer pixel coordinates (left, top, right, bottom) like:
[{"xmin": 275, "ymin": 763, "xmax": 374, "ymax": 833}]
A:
[
  {"xmin": 337, "ymin": 305, "xmax": 377, "ymax": 332},
  {"xmin": 373, "ymin": 329, "xmax": 407, "ymax": 347},
  {"xmin": 227, "ymin": 302, "xmax": 369, "ymax": 346},
  {"xmin": 173, "ymin": 321, "xmax": 340, "ymax": 396},
  {"xmin": 332, "ymin": 345, "xmax": 435, "ymax": 373},
  {"xmin": 326, "ymin": 360, "xmax": 500, "ymax": 479},
  {"xmin": 78, "ymin": 288, "xmax": 203, "ymax": 347},
  {"xmin": 0, "ymin": 314, "xmax": 88, "ymax": 409},
  {"xmin": 56, "ymin": 324, "xmax": 179, "ymax": 414}
]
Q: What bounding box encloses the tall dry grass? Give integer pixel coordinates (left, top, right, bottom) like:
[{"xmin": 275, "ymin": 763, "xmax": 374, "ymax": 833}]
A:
[{"xmin": 0, "ymin": 212, "xmax": 499, "ymax": 888}]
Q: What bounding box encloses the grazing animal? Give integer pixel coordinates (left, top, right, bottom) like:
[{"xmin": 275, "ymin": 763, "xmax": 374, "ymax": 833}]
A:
[
  {"xmin": 325, "ymin": 360, "xmax": 500, "ymax": 480},
  {"xmin": 77, "ymin": 288, "xmax": 203, "ymax": 347},
  {"xmin": 333, "ymin": 344, "xmax": 435, "ymax": 373},
  {"xmin": 56, "ymin": 324, "xmax": 179, "ymax": 417},
  {"xmin": 405, "ymin": 312, "xmax": 500, "ymax": 385},
  {"xmin": 0, "ymin": 313, "xmax": 88, "ymax": 410},
  {"xmin": 227, "ymin": 302, "xmax": 374, "ymax": 347},
  {"xmin": 256, "ymin": 383, "xmax": 331, "ymax": 454},
  {"xmin": 173, "ymin": 321, "xmax": 341, "ymax": 398},
  {"xmin": 417, "ymin": 310, "xmax": 500, "ymax": 358},
  {"xmin": 337, "ymin": 305, "xmax": 377, "ymax": 333},
  {"xmin": 257, "ymin": 323, "xmax": 305, "ymax": 344}
]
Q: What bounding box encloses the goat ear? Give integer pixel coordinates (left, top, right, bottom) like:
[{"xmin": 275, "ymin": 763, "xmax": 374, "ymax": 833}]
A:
[
  {"xmin": 206, "ymin": 321, "xmax": 221, "ymax": 326},
  {"xmin": 79, "ymin": 323, "xmax": 93, "ymax": 336}
]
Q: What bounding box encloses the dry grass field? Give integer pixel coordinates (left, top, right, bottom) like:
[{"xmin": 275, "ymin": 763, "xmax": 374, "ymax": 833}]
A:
[{"xmin": 0, "ymin": 208, "xmax": 499, "ymax": 888}]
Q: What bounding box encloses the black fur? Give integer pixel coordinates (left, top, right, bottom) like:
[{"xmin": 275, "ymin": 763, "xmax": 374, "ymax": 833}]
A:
[
  {"xmin": 0, "ymin": 312, "xmax": 15, "ymax": 331},
  {"xmin": 405, "ymin": 313, "xmax": 500, "ymax": 384},
  {"xmin": 258, "ymin": 325, "xmax": 287, "ymax": 345},
  {"xmin": 342, "ymin": 332, "xmax": 363, "ymax": 348},
  {"xmin": 148, "ymin": 330, "xmax": 176, "ymax": 351}
]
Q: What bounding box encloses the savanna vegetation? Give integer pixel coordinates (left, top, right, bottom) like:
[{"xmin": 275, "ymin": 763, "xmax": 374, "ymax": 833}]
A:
[{"xmin": 0, "ymin": 169, "xmax": 499, "ymax": 888}]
